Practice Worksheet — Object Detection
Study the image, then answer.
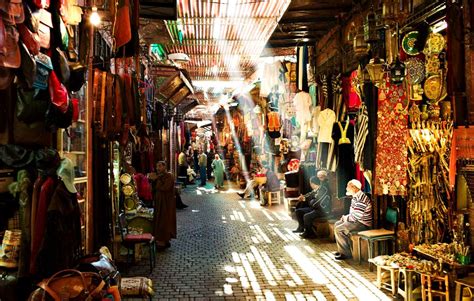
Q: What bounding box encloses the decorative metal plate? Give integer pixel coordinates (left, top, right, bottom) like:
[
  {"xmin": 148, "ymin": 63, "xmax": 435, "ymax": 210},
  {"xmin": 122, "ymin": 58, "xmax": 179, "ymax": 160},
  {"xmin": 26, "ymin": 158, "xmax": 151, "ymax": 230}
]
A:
[
  {"xmin": 424, "ymin": 33, "xmax": 445, "ymax": 55},
  {"xmin": 424, "ymin": 75, "xmax": 447, "ymax": 102},
  {"xmin": 405, "ymin": 57, "xmax": 425, "ymax": 85},
  {"xmin": 402, "ymin": 31, "xmax": 420, "ymax": 56},
  {"xmin": 120, "ymin": 173, "xmax": 132, "ymax": 185}
]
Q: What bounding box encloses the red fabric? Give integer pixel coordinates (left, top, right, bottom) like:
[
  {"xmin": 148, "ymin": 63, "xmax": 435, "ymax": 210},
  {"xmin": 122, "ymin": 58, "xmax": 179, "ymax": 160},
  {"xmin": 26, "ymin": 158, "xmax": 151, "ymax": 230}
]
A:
[
  {"xmin": 124, "ymin": 233, "xmax": 153, "ymax": 242},
  {"xmin": 30, "ymin": 177, "xmax": 56, "ymax": 274},
  {"xmin": 374, "ymin": 80, "xmax": 408, "ymax": 196},
  {"xmin": 354, "ymin": 163, "xmax": 365, "ymax": 190},
  {"xmin": 342, "ymin": 71, "xmax": 362, "ymax": 112},
  {"xmin": 133, "ymin": 173, "xmax": 152, "ymax": 202},
  {"xmin": 114, "ymin": 0, "xmax": 131, "ymax": 49}
]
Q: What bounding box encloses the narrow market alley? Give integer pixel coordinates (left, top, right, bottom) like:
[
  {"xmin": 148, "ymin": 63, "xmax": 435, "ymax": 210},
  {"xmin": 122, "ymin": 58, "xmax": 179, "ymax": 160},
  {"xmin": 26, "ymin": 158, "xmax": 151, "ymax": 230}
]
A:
[{"xmin": 127, "ymin": 182, "xmax": 391, "ymax": 301}]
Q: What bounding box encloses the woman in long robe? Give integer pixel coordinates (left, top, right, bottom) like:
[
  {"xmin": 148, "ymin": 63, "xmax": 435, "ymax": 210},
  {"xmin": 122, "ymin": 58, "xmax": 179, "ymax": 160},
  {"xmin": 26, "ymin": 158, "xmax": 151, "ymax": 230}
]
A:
[
  {"xmin": 151, "ymin": 161, "xmax": 176, "ymax": 249},
  {"xmin": 211, "ymin": 154, "xmax": 225, "ymax": 188}
]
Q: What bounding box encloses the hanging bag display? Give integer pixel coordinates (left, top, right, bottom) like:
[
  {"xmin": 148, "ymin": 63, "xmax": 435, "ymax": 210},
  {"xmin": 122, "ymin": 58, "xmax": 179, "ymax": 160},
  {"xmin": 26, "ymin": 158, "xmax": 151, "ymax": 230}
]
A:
[
  {"xmin": 48, "ymin": 70, "xmax": 69, "ymax": 113},
  {"xmin": 37, "ymin": 9, "xmax": 52, "ymax": 49},
  {"xmin": 33, "ymin": 52, "xmax": 53, "ymax": 89},
  {"xmin": 16, "ymin": 88, "xmax": 49, "ymax": 124},
  {"xmin": 18, "ymin": 41, "xmax": 37, "ymax": 88},
  {"xmin": 0, "ymin": 0, "xmax": 25, "ymax": 24},
  {"xmin": 0, "ymin": 24, "xmax": 20, "ymax": 68}
]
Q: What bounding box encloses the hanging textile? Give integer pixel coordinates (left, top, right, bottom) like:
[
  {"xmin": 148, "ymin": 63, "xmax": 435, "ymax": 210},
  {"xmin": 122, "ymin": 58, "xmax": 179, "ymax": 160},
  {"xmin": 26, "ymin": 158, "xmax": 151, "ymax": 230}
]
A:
[
  {"xmin": 354, "ymin": 104, "xmax": 369, "ymax": 168},
  {"xmin": 333, "ymin": 119, "xmax": 355, "ymax": 197},
  {"xmin": 374, "ymin": 80, "xmax": 408, "ymax": 195},
  {"xmin": 296, "ymin": 46, "xmax": 308, "ymax": 92}
]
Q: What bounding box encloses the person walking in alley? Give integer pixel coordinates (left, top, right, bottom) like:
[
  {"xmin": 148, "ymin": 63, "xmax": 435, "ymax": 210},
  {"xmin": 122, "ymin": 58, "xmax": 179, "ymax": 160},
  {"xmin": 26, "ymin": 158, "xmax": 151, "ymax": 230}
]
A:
[
  {"xmin": 211, "ymin": 154, "xmax": 225, "ymax": 189},
  {"xmin": 198, "ymin": 150, "xmax": 207, "ymax": 186},
  {"xmin": 149, "ymin": 161, "xmax": 176, "ymax": 251},
  {"xmin": 334, "ymin": 179, "xmax": 372, "ymax": 260}
]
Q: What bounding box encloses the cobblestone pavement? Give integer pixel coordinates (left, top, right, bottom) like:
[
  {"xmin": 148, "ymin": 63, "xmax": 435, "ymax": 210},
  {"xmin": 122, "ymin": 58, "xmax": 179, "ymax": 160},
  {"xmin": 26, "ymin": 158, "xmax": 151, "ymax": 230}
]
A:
[{"xmin": 124, "ymin": 182, "xmax": 392, "ymax": 301}]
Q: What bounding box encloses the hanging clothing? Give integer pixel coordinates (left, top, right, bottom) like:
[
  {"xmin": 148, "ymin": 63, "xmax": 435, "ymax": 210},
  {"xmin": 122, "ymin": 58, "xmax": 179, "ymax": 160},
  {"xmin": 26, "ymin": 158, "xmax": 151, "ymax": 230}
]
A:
[
  {"xmin": 36, "ymin": 181, "xmax": 82, "ymax": 278},
  {"xmin": 374, "ymin": 80, "xmax": 408, "ymax": 195},
  {"xmin": 293, "ymin": 91, "xmax": 312, "ymax": 125},
  {"xmin": 317, "ymin": 108, "xmax": 336, "ymax": 143},
  {"xmin": 296, "ymin": 46, "xmax": 309, "ymax": 92},
  {"xmin": 310, "ymin": 106, "xmax": 321, "ymax": 136},
  {"xmin": 354, "ymin": 104, "xmax": 369, "ymax": 169},
  {"xmin": 333, "ymin": 121, "xmax": 355, "ymax": 197}
]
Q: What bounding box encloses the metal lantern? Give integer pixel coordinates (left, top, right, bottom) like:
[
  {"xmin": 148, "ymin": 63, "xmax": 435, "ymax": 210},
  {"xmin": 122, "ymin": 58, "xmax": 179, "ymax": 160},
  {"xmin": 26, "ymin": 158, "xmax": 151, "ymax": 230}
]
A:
[
  {"xmin": 353, "ymin": 28, "xmax": 368, "ymax": 59},
  {"xmin": 390, "ymin": 57, "xmax": 406, "ymax": 85},
  {"xmin": 364, "ymin": 10, "xmax": 378, "ymax": 43},
  {"xmin": 366, "ymin": 57, "xmax": 386, "ymax": 87}
]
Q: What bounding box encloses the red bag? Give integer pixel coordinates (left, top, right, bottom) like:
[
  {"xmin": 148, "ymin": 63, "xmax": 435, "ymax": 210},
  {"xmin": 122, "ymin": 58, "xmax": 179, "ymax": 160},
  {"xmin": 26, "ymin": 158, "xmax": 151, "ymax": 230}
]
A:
[
  {"xmin": 17, "ymin": 23, "xmax": 40, "ymax": 55},
  {"xmin": 71, "ymin": 97, "xmax": 79, "ymax": 121},
  {"xmin": 48, "ymin": 71, "xmax": 69, "ymax": 113}
]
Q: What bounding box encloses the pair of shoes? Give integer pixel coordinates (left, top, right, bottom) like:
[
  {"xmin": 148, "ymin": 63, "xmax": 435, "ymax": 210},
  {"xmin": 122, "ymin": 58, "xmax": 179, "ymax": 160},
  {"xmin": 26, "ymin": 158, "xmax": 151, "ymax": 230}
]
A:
[
  {"xmin": 237, "ymin": 192, "xmax": 245, "ymax": 199},
  {"xmin": 334, "ymin": 254, "xmax": 352, "ymax": 260},
  {"xmin": 177, "ymin": 204, "xmax": 188, "ymax": 209},
  {"xmin": 332, "ymin": 251, "xmax": 341, "ymax": 256},
  {"xmin": 292, "ymin": 227, "xmax": 304, "ymax": 233},
  {"xmin": 300, "ymin": 231, "xmax": 317, "ymax": 239},
  {"xmin": 156, "ymin": 242, "xmax": 171, "ymax": 251}
]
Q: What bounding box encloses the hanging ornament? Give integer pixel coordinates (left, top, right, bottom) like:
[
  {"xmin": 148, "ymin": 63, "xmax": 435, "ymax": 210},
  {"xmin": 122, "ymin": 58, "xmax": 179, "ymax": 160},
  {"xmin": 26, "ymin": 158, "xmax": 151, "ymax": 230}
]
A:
[
  {"xmin": 390, "ymin": 57, "xmax": 406, "ymax": 85},
  {"xmin": 364, "ymin": 8, "xmax": 379, "ymax": 43}
]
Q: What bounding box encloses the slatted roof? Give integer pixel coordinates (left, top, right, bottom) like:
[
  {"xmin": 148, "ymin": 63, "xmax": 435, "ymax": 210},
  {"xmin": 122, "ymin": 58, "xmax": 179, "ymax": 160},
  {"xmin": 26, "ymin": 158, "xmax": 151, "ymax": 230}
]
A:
[
  {"xmin": 163, "ymin": 0, "xmax": 291, "ymax": 81},
  {"xmin": 267, "ymin": 0, "xmax": 353, "ymax": 48}
]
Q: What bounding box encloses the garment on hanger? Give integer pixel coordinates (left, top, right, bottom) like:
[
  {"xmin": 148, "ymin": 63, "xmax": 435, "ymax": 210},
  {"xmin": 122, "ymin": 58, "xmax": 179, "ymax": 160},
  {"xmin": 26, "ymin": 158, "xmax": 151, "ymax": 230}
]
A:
[
  {"xmin": 317, "ymin": 108, "xmax": 335, "ymax": 143},
  {"xmin": 354, "ymin": 104, "xmax": 369, "ymax": 169},
  {"xmin": 374, "ymin": 80, "xmax": 408, "ymax": 196},
  {"xmin": 293, "ymin": 91, "xmax": 312, "ymax": 125},
  {"xmin": 333, "ymin": 120, "xmax": 355, "ymax": 197},
  {"xmin": 296, "ymin": 46, "xmax": 309, "ymax": 92}
]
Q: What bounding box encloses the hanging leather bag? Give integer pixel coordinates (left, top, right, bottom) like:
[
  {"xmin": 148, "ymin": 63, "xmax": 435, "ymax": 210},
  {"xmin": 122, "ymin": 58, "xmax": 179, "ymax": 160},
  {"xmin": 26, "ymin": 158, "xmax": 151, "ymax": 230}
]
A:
[
  {"xmin": 16, "ymin": 87, "xmax": 49, "ymax": 124},
  {"xmin": 28, "ymin": 269, "xmax": 105, "ymax": 301},
  {"xmin": 37, "ymin": 9, "xmax": 52, "ymax": 49},
  {"xmin": 0, "ymin": 24, "xmax": 20, "ymax": 68}
]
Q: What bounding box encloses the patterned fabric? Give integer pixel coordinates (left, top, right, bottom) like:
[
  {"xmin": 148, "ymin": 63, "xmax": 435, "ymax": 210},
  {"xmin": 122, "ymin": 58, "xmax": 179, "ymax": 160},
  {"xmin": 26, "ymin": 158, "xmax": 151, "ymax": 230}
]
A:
[
  {"xmin": 347, "ymin": 191, "xmax": 372, "ymax": 227},
  {"xmin": 374, "ymin": 80, "xmax": 408, "ymax": 195},
  {"xmin": 354, "ymin": 104, "xmax": 369, "ymax": 168},
  {"xmin": 121, "ymin": 277, "xmax": 154, "ymax": 296}
]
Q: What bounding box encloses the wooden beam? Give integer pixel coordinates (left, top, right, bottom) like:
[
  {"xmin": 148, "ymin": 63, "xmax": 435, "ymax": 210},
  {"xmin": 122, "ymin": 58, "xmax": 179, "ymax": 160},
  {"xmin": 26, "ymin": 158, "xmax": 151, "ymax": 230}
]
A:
[{"xmin": 279, "ymin": 17, "xmax": 336, "ymax": 24}]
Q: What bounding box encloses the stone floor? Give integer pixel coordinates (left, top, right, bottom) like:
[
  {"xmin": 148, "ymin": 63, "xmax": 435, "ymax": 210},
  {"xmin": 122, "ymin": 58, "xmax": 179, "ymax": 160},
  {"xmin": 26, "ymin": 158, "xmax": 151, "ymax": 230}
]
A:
[{"xmin": 123, "ymin": 181, "xmax": 393, "ymax": 301}]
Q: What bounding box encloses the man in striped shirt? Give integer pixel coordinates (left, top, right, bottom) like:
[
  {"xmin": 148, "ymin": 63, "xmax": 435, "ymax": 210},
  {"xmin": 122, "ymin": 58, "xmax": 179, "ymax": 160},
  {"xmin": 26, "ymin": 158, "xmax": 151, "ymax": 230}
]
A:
[{"xmin": 334, "ymin": 179, "xmax": 372, "ymax": 260}]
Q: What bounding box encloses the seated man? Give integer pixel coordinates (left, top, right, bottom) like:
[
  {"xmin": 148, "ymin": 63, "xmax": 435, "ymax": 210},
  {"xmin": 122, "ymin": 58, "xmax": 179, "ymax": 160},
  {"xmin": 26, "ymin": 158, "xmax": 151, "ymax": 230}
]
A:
[
  {"xmin": 334, "ymin": 179, "xmax": 372, "ymax": 260},
  {"xmin": 259, "ymin": 165, "xmax": 280, "ymax": 206},
  {"xmin": 293, "ymin": 171, "xmax": 332, "ymax": 239}
]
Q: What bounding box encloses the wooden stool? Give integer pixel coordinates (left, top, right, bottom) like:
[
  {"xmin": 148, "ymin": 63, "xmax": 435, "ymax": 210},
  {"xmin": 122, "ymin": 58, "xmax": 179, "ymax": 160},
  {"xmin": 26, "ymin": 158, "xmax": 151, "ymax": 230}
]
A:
[
  {"xmin": 455, "ymin": 275, "xmax": 474, "ymax": 301},
  {"xmin": 420, "ymin": 273, "xmax": 450, "ymax": 301},
  {"xmin": 398, "ymin": 268, "xmax": 421, "ymax": 301},
  {"xmin": 376, "ymin": 265, "xmax": 399, "ymax": 296},
  {"xmin": 260, "ymin": 187, "xmax": 282, "ymax": 206}
]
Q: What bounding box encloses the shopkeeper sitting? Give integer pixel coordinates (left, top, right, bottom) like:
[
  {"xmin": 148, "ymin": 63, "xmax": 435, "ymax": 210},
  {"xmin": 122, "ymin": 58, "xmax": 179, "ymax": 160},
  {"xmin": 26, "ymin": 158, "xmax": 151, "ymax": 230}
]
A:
[
  {"xmin": 334, "ymin": 179, "xmax": 372, "ymax": 260},
  {"xmin": 293, "ymin": 171, "xmax": 332, "ymax": 239},
  {"xmin": 259, "ymin": 165, "xmax": 280, "ymax": 206}
]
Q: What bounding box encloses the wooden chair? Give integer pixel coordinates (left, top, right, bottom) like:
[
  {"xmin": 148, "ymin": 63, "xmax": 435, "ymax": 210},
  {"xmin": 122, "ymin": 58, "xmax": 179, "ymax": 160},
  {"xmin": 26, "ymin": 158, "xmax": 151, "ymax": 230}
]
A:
[
  {"xmin": 420, "ymin": 273, "xmax": 450, "ymax": 301},
  {"xmin": 358, "ymin": 207, "xmax": 398, "ymax": 271},
  {"xmin": 118, "ymin": 213, "xmax": 156, "ymax": 274}
]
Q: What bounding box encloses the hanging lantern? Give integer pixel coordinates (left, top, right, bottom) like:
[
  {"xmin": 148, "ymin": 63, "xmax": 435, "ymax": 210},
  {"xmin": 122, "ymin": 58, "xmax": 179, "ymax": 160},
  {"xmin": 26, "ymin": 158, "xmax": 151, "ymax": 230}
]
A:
[
  {"xmin": 366, "ymin": 57, "xmax": 386, "ymax": 87},
  {"xmin": 390, "ymin": 57, "xmax": 406, "ymax": 85},
  {"xmin": 382, "ymin": 0, "xmax": 412, "ymax": 25},
  {"xmin": 364, "ymin": 9, "xmax": 378, "ymax": 43},
  {"xmin": 353, "ymin": 28, "xmax": 368, "ymax": 59}
]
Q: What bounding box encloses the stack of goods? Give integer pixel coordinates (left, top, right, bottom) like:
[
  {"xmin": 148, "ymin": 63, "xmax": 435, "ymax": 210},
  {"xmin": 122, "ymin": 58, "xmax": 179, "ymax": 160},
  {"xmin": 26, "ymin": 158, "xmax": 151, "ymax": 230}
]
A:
[
  {"xmin": 370, "ymin": 253, "xmax": 445, "ymax": 276},
  {"xmin": 415, "ymin": 242, "xmax": 470, "ymax": 265}
]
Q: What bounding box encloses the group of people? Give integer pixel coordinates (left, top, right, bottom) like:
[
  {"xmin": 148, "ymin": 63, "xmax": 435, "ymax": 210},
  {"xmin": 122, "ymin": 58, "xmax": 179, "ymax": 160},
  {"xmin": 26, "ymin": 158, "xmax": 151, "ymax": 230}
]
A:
[
  {"xmin": 149, "ymin": 156, "xmax": 373, "ymax": 260},
  {"xmin": 291, "ymin": 171, "xmax": 372, "ymax": 260},
  {"xmin": 179, "ymin": 148, "xmax": 227, "ymax": 189}
]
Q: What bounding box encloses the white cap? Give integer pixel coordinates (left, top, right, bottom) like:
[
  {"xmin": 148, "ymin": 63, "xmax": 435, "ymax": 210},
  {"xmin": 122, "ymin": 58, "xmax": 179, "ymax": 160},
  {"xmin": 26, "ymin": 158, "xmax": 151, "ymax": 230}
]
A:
[
  {"xmin": 317, "ymin": 170, "xmax": 328, "ymax": 177},
  {"xmin": 57, "ymin": 157, "xmax": 77, "ymax": 193},
  {"xmin": 348, "ymin": 179, "xmax": 362, "ymax": 190}
]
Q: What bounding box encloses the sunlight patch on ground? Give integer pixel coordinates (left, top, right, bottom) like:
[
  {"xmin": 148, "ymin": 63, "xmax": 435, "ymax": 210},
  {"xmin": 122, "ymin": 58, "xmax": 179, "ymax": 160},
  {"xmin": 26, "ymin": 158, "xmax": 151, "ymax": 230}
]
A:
[
  {"xmin": 285, "ymin": 246, "xmax": 328, "ymax": 285},
  {"xmin": 262, "ymin": 210, "xmax": 275, "ymax": 221}
]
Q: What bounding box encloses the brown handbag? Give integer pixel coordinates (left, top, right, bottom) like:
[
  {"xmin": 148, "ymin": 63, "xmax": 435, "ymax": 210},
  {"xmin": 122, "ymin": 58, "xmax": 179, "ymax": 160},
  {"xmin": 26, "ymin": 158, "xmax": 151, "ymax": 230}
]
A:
[{"xmin": 30, "ymin": 269, "xmax": 105, "ymax": 301}]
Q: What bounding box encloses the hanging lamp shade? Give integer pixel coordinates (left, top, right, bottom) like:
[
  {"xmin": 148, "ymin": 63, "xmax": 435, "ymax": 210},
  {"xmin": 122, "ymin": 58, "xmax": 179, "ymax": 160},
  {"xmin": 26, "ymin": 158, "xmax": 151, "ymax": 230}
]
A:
[
  {"xmin": 364, "ymin": 10, "xmax": 378, "ymax": 43},
  {"xmin": 366, "ymin": 57, "xmax": 386, "ymax": 87}
]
